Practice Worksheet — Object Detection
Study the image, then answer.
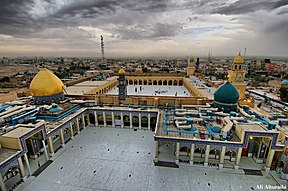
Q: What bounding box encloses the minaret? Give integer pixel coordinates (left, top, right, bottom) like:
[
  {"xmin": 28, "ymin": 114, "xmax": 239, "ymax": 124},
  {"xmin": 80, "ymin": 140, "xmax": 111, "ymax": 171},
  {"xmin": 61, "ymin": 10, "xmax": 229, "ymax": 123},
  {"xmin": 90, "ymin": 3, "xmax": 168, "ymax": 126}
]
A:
[
  {"xmin": 187, "ymin": 54, "xmax": 195, "ymax": 76},
  {"xmin": 208, "ymin": 49, "xmax": 212, "ymax": 63},
  {"xmin": 195, "ymin": 57, "xmax": 200, "ymax": 73},
  {"xmin": 228, "ymin": 53, "xmax": 247, "ymax": 100},
  {"xmin": 118, "ymin": 69, "xmax": 127, "ymax": 101}
]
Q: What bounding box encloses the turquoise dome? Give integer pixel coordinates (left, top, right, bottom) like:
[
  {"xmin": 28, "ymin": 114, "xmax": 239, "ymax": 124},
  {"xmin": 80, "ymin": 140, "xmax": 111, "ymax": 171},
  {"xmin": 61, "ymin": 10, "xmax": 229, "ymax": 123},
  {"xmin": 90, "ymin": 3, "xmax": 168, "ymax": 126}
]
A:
[
  {"xmin": 282, "ymin": 80, "xmax": 288, "ymax": 85},
  {"xmin": 214, "ymin": 82, "xmax": 239, "ymax": 103},
  {"xmin": 211, "ymin": 126, "xmax": 221, "ymax": 133}
]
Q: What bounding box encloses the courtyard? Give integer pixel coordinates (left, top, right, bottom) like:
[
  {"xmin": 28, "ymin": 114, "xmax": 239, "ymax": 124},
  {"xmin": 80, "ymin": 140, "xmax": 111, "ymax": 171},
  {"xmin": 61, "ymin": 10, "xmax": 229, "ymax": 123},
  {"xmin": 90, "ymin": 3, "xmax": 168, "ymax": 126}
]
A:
[
  {"xmin": 107, "ymin": 85, "xmax": 192, "ymax": 97},
  {"xmin": 20, "ymin": 127, "xmax": 281, "ymax": 191}
]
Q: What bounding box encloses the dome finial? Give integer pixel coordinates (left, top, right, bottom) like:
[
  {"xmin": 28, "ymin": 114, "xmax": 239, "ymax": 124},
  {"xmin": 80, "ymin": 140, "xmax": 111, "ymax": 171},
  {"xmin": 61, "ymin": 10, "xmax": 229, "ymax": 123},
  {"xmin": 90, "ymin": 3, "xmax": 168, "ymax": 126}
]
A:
[
  {"xmin": 233, "ymin": 52, "xmax": 244, "ymax": 63},
  {"xmin": 119, "ymin": 68, "xmax": 125, "ymax": 74}
]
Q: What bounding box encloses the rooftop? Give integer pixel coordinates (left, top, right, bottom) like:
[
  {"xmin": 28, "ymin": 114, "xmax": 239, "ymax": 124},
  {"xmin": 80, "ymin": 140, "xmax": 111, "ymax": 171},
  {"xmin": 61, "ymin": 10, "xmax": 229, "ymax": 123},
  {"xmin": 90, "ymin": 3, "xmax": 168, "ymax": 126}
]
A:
[
  {"xmin": 65, "ymin": 76, "xmax": 117, "ymax": 95},
  {"xmin": 1, "ymin": 126, "xmax": 35, "ymax": 138},
  {"xmin": 0, "ymin": 148, "xmax": 18, "ymax": 164},
  {"xmin": 237, "ymin": 123, "xmax": 268, "ymax": 132},
  {"xmin": 22, "ymin": 127, "xmax": 280, "ymax": 191},
  {"xmin": 155, "ymin": 106, "xmax": 282, "ymax": 144}
]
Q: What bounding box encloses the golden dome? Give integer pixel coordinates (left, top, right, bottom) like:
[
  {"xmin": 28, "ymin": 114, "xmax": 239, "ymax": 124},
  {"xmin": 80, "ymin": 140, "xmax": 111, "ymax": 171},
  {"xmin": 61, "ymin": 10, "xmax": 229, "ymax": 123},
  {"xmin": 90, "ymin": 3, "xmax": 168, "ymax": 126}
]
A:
[
  {"xmin": 30, "ymin": 68, "xmax": 64, "ymax": 97},
  {"xmin": 233, "ymin": 52, "xmax": 244, "ymax": 63},
  {"xmin": 119, "ymin": 68, "xmax": 125, "ymax": 74}
]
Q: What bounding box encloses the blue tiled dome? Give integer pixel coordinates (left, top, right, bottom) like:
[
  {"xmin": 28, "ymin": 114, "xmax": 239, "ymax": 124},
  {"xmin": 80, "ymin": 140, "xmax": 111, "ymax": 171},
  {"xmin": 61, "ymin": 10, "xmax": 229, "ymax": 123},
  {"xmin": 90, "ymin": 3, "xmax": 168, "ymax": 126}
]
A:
[
  {"xmin": 214, "ymin": 82, "xmax": 239, "ymax": 104},
  {"xmin": 282, "ymin": 80, "xmax": 288, "ymax": 85}
]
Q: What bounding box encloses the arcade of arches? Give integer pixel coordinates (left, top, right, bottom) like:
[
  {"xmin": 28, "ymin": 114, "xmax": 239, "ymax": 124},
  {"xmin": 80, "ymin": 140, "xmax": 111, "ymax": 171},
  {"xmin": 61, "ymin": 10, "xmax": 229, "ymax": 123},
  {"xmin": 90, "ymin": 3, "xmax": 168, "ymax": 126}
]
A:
[
  {"xmin": 84, "ymin": 76, "xmax": 205, "ymax": 99},
  {"xmin": 156, "ymin": 142, "xmax": 243, "ymax": 169}
]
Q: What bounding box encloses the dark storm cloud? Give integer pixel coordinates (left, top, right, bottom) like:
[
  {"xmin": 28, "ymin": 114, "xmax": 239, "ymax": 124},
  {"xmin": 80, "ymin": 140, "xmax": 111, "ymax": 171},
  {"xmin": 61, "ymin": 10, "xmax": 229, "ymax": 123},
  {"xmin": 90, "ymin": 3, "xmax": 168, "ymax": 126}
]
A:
[
  {"xmin": 0, "ymin": 0, "xmax": 224, "ymax": 39},
  {"xmin": 123, "ymin": 0, "xmax": 169, "ymax": 13},
  {"xmin": 110, "ymin": 22, "xmax": 183, "ymax": 40},
  {"xmin": 0, "ymin": 0, "xmax": 36, "ymax": 35},
  {"xmin": 213, "ymin": 0, "xmax": 288, "ymax": 15},
  {"xmin": 51, "ymin": 0, "xmax": 119, "ymax": 19},
  {"xmin": 0, "ymin": 0, "xmax": 173, "ymax": 38},
  {"xmin": 0, "ymin": 0, "xmax": 32, "ymax": 24},
  {"xmin": 0, "ymin": 0, "xmax": 288, "ymax": 57},
  {"xmin": 0, "ymin": 0, "xmax": 287, "ymax": 37}
]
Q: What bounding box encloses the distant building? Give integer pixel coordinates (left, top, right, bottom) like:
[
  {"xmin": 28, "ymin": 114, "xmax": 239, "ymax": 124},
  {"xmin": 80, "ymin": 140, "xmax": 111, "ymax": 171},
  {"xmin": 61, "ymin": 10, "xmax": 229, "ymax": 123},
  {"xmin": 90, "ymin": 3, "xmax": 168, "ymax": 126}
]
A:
[{"xmin": 268, "ymin": 80, "xmax": 282, "ymax": 93}]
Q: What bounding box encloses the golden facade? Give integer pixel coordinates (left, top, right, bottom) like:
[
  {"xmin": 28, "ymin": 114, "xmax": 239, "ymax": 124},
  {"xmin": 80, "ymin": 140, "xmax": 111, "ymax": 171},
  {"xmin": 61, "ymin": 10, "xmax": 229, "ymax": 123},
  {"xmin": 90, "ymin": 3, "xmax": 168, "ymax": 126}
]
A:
[{"xmin": 228, "ymin": 53, "xmax": 247, "ymax": 100}]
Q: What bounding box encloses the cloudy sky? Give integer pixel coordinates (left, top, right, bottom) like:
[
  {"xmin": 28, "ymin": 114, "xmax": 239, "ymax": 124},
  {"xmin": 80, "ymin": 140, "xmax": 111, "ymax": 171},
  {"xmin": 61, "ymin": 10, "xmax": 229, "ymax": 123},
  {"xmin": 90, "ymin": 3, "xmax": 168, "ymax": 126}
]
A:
[{"xmin": 0, "ymin": 0, "xmax": 287, "ymax": 57}]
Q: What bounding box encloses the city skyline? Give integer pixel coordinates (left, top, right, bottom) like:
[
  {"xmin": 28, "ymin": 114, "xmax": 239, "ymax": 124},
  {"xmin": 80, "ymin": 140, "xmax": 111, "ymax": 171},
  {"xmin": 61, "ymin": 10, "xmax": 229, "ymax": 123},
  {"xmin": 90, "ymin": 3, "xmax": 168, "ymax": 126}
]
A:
[{"xmin": 0, "ymin": 0, "xmax": 288, "ymax": 57}]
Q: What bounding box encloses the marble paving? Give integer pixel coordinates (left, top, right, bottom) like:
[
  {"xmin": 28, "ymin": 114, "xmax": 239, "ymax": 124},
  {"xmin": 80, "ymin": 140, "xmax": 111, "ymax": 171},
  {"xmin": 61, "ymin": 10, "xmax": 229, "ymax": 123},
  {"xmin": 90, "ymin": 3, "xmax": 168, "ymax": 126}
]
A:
[
  {"xmin": 107, "ymin": 85, "xmax": 192, "ymax": 97},
  {"xmin": 22, "ymin": 127, "xmax": 283, "ymax": 191}
]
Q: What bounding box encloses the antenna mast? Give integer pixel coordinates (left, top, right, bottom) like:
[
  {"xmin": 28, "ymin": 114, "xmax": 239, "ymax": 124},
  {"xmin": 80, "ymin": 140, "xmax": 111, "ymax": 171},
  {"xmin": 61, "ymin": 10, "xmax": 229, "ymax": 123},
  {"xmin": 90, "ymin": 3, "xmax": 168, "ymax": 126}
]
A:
[
  {"xmin": 100, "ymin": 35, "xmax": 105, "ymax": 63},
  {"xmin": 244, "ymin": 48, "xmax": 248, "ymax": 72}
]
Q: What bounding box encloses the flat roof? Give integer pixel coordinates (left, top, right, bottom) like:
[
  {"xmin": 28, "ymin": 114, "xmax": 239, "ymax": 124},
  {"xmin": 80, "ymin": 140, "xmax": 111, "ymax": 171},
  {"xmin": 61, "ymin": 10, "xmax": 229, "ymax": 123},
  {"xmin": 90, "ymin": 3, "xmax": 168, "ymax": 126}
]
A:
[
  {"xmin": 45, "ymin": 106, "xmax": 159, "ymax": 133},
  {"xmin": 74, "ymin": 81, "xmax": 106, "ymax": 86},
  {"xmin": 65, "ymin": 76, "xmax": 117, "ymax": 95},
  {"xmin": 65, "ymin": 86, "xmax": 96, "ymax": 95},
  {"xmin": 238, "ymin": 123, "xmax": 268, "ymax": 132},
  {"xmin": 2, "ymin": 127, "xmax": 35, "ymax": 138},
  {"xmin": 0, "ymin": 148, "xmax": 18, "ymax": 164},
  {"xmin": 187, "ymin": 77, "xmax": 214, "ymax": 99}
]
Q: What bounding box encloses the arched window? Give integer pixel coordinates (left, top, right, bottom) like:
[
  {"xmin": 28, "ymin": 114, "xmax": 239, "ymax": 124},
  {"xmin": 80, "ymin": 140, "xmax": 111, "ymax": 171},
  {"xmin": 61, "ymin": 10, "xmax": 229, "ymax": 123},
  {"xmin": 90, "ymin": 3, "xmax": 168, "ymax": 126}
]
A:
[
  {"xmin": 141, "ymin": 116, "xmax": 148, "ymax": 127},
  {"xmin": 209, "ymin": 149, "xmax": 220, "ymax": 159},
  {"xmin": 158, "ymin": 80, "xmax": 162, "ymax": 85},
  {"xmin": 123, "ymin": 115, "xmax": 130, "ymax": 126},
  {"xmin": 132, "ymin": 116, "xmax": 139, "ymax": 126},
  {"xmin": 89, "ymin": 113, "xmax": 95, "ymax": 124}
]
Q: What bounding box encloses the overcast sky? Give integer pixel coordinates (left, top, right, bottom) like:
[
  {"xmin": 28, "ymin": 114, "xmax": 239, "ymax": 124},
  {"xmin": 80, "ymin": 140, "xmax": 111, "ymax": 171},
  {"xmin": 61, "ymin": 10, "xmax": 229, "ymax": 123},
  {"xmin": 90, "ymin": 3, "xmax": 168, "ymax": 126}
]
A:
[{"xmin": 0, "ymin": 0, "xmax": 287, "ymax": 57}]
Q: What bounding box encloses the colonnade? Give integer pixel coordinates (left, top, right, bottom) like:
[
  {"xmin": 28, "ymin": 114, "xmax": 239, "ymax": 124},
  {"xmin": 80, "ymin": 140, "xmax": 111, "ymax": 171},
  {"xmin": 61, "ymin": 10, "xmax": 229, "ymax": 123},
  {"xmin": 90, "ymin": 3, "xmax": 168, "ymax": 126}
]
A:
[
  {"xmin": 126, "ymin": 78, "xmax": 184, "ymax": 86},
  {"xmin": 154, "ymin": 141, "xmax": 276, "ymax": 171},
  {"xmin": 1, "ymin": 109, "xmax": 157, "ymax": 191},
  {"xmin": 93, "ymin": 111, "xmax": 152, "ymax": 130},
  {"xmin": 47, "ymin": 113, "xmax": 89, "ymax": 156}
]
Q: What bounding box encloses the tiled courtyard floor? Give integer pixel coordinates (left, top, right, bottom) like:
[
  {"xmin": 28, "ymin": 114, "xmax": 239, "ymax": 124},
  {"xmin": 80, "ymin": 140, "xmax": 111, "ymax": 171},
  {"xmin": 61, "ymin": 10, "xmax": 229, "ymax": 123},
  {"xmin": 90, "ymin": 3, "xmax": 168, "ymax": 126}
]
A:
[{"xmin": 21, "ymin": 127, "xmax": 283, "ymax": 191}]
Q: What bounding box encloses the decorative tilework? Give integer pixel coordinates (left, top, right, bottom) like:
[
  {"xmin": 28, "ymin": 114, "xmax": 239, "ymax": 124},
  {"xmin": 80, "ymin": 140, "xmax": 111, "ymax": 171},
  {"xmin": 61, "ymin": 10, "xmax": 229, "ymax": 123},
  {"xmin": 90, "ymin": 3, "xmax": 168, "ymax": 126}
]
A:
[
  {"xmin": 209, "ymin": 145, "xmax": 222, "ymax": 152},
  {"xmin": 195, "ymin": 144, "xmax": 206, "ymax": 150},
  {"xmin": 0, "ymin": 159, "xmax": 19, "ymax": 176}
]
